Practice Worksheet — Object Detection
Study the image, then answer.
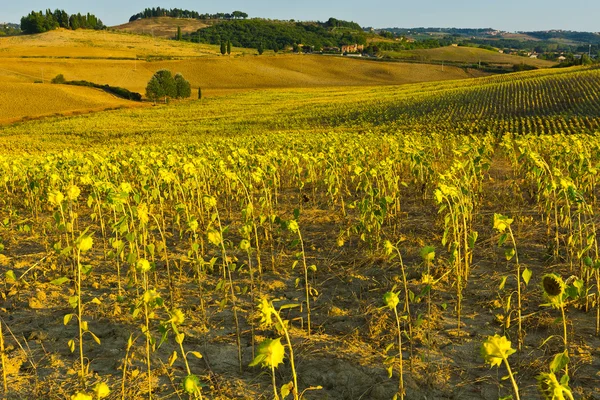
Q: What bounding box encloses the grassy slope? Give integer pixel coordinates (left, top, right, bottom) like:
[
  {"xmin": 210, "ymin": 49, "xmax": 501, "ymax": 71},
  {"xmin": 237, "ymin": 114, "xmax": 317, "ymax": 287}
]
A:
[
  {"xmin": 110, "ymin": 17, "xmax": 210, "ymax": 39},
  {"xmin": 0, "ymin": 54, "xmax": 483, "ymax": 95},
  {"xmin": 383, "ymin": 45, "xmax": 555, "ymax": 67},
  {"xmin": 0, "ymin": 28, "xmax": 219, "ymax": 58},
  {"xmin": 0, "ymin": 83, "xmax": 144, "ymax": 124},
  {"xmin": 0, "ymin": 29, "xmax": 486, "ymax": 111}
]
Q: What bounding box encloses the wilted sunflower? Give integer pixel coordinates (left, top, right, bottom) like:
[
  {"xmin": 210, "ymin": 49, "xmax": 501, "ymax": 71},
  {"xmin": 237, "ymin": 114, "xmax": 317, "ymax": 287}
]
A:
[
  {"xmin": 542, "ymin": 273, "xmax": 564, "ymax": 295},
  {"xmin": 537, "ymin": 372, "xmax": 574, "ymax": 400},
  {"xmin": 542, "ymin": 274, "xmax": 566, "ymax": 309}
]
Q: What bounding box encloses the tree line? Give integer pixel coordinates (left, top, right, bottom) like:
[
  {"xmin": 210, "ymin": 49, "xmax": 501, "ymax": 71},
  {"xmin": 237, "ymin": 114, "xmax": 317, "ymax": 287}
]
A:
[
  {"xmin": 129, "ymin": 8, "xmax": 248, "ymax": 22},
  {"xmin": 20, "ymin": 9, "xmax": 104, "ymax": 34},
  {"xmin": 185, "ymin": 18, "xmax": 367, "ymax": 52}
]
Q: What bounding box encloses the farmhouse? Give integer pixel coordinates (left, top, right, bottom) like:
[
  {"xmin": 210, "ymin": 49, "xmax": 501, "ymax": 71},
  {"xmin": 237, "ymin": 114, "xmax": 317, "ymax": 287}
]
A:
[{"xmin": 341, "ymin": 44, "xmax": 364, "ymax": 53}]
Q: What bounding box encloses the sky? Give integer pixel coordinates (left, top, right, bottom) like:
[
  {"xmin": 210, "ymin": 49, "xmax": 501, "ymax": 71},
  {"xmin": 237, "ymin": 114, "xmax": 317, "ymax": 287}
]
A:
[{"xmin": 2, "ymin": 0, "xmax": 599, "ymax": 32}]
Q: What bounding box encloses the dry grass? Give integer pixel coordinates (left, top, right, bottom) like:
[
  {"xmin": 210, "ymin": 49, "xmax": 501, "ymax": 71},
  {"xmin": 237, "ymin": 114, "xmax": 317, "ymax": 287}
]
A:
[
  {"xmin": 110, "ymin": 17, "xmax": 210, "ymax": 39},
  {"xmin": 383, "ymin": 45, "xmax": 555, "ymax": 68},
  {"xmin": 0, "ymin": 28, "xmax": 219, "ymax": 59},
  {"xmin": 0, "ymin": 83, "xmax": 145, "ymax": 123},
  {"xmin": 0, "ymin": 29, "xmax": 490, "ymax": 124},
  {"xmin": 0, "ymin": 54, "xmax": 484, "ymax": 96}
]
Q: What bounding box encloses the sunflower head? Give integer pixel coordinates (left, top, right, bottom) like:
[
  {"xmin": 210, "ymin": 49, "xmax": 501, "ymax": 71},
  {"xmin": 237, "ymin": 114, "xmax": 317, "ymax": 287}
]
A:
[
  {"xmin": 383, "ymin": 291, "xmax": 399, "ymax": 310},
  {"xmin": 249, "ymin": 338, "xmax": 285, "ymax": 369},
  {"xmin": 542, "ymin": 274, "xmax": 565, "ymax": 307},
  {"xmin": 481, "ymin": 334, "xmax": 515, "ymax": 368}
]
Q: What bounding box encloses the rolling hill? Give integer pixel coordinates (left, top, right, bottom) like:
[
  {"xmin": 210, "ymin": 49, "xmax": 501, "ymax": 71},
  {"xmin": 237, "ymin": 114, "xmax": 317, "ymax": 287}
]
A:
[
  {"xmin": 0, "ymin": 82, "xmax": 144, "ymax": 124},
  {"xmin": 0, "ymin": 27, "xmax": 220, "ymax": 58},
  {"xmin": 0, "ymin": 24, "xmax": 564, "ymax": 124},
  {"xmin": 0, "ymin": 27, "xmax": 490, "ymax": 125},
  {"xmin": 382, "ymin": 45, "xmax": 555, "ymax": 68},
  {"xmin": 111, "ymin": 17, "xmax": 210, "ymax": 39}
]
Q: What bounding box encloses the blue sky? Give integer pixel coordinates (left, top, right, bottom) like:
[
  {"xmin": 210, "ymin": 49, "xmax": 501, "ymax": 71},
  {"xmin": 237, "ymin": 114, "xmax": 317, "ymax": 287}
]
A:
[{"xmin": 3, "ymin": 0, "xmax": 599, "ymax": 32}]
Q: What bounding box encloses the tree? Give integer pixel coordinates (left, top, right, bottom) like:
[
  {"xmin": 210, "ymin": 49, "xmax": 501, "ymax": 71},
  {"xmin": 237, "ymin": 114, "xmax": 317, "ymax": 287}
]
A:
[
  {"xmin": 220, "ymin": 41, "xmax": 227, "ymax": 55},
  {"xmin": 146, "ymin": 69, "xmax": 176, "ymax": 103},
  {"xmin": 257, "ymin": 42, "xmax": 264, "ymax": 55},
  {"xmin": 177, "ymin": 26, "xmax": 182, "ymax": 41},
  {"xmin": 174, "ymin": 73, "xmax": 191, "ymax": 98},
  {"xmin": 51, "ymin": 74, "xmax": 66, "ymax": 84},
  {"xmin": 227, "ymin": 40, "xmax": 231, "ymax": 55},
  {"xmin": 581, "ymin": 53, "xmax": 592, "ymax": 65},
  {"xmin": 198, "ymin": 87, "xmax": 202, "ymax": 100}
]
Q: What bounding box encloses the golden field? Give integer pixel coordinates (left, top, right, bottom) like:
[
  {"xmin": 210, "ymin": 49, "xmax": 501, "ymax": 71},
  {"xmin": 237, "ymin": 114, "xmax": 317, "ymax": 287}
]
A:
[
  {"xmin": 0, "ymin": 28, "xmax": 497, "ymax": 123},
  {"xmin": 0, "ymin": 28, "xmax": 219, "ymax": 58},
  {"xmin": 0, "ymin": 82, "xmax": 145, "ymax": 124}
]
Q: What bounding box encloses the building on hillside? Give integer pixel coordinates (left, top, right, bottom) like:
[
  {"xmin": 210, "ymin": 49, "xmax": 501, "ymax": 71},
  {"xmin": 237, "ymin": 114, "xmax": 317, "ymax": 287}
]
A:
[
  {"xmin": 558, "ymin": 56, "xmax": 567, "ymax": 62},
  {"xmin": 341, "ymin": 44, "xmax": 364, "ymax": 53}
]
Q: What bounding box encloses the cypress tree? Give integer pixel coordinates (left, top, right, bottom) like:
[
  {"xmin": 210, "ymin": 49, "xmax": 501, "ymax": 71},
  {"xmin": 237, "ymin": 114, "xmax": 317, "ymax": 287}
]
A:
[{"xmin": 227, "ymin": 40, "xmax": 231, "ymax": 55}]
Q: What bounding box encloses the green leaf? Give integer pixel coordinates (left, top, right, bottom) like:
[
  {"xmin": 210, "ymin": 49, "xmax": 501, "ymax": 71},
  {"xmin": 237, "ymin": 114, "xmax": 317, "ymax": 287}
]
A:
[
  {"xmin": 51, "ymin": 276, "xmax": 70, "ymax": 285},
  {"xmin": 5, "ymin": 270, "xmax": 16, "ymax": 282},
  {"xmin": 89, "ymin": 331, "xmax": 101, "ymax": 345},
  {"xmin": 64, "ymin": 313, "xmax": 73, "ymax": 325},
  {"xmin": 549, "ymin": 350, "xmax": 569, "ymax": 373},
  {"xmin": 522, "ymin": 268, "xmax": 532, "ymax": 286},
  {"xmin": 498, "ymin": 233, "xmax": 508, "ymax": 247},
  {"xmin": 420, "ymin": 246, "xmax": 435, "ymax": 262},
  {"xmin": 468, "ymin": 231, "xmax": 478, "ymax": 249},
  {"xmin": 169, "ymin": 351, "xmax": 178, "ymax": 367},
  {"xmin": 69, "ymin": 296, "xmax": 79, "ymax": 309},
  {"xmin": 80, "ymin": 264, "xmax": 93, "ymax": 275},
  {"xmin": 499, "ymin": 275, "xmax": 508, "ymax": 290},
  {"xmin": 505, "ymin": 248, "xmax": 516, "ymax": 261}
]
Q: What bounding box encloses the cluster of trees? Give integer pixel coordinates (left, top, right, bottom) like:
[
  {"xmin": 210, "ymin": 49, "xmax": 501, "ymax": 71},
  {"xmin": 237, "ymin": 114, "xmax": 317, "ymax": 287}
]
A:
[
  {"xmin": 322, "ymin": 17, "xmax": 362, "ymax": 31},
  {"xmin": 186, "ymin": 18, "xmax": 367, "ymax": 52},
  {"xmin": 20, "ymin": 9, "xmax": 104, "ymax": 34},
  {"xmin": 0, "ymin": 23, "xmax": 20, "ymax": 36},
  {"xmin": 145, "ymin": 70, "xmax": 191, "ymax": 103},
  {"xmin": 129, "ymin": 8, "xmax": 248, "ymax": 22}
]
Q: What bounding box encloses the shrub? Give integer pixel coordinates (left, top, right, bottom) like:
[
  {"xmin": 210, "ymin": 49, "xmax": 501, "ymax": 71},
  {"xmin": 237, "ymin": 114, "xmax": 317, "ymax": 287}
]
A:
[{"xmin": 51, "ymin": 74, "xmax": 66, "ymax": 84}]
